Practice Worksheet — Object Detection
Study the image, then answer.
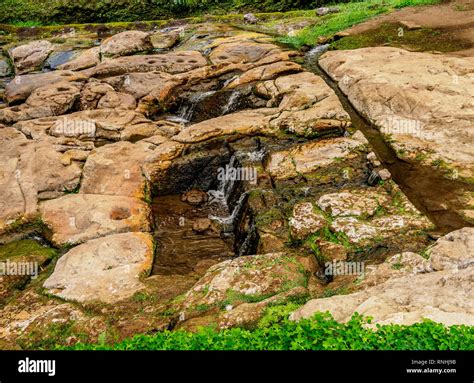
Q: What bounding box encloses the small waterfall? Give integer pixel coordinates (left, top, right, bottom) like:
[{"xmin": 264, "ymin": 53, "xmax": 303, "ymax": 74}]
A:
[
  {"xmin": 222, "ymin": 75, "xmax": 239, "ymax": 88},
  {"xmin": 237, "ymin": 221, "xmax": 257, "ymax": 257},
  {"xmin": 177, "ymin": 90, "xmax": 216, "ymax": 123},
  {"xmin": 207, "ymin": 155, "xmax": 248, "ymax": 232},
  {"xmin": 245, "ymin": 148, "xmax": 266, "ymax": 163},
  {"xmin": 221, "ymin": 90, "xmax": 241, "ymax": 115},
  {"xmin": 367, "ymin": 170, "xmax": 381, "ymax": 186},
  {"xmin": 207, "ymin": 155, "xmax": 237, "ymax": 211},
  {"xmin": 209, "ymin": 192, "xmax": 248, "ymax": 230},
  {"xmin": 307, "ymin": 44, "xmax": 330, "ymax": 60}
]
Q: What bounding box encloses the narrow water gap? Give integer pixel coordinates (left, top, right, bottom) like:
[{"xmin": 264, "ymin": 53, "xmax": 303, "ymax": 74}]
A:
[
  {"xmin": 151, "ymin": 140, "xmax": 261, "ymax": 276},
  {"xmin": 303, "ymin": 47, "xmax": 473, "ymax": 235}
]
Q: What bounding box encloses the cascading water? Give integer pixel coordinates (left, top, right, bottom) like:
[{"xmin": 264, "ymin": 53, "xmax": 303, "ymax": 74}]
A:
[
  {"xmin": 306, "ymin": 44, "xmax": 330, "ymax": 60},
  {"xmin": 221, "ymin": 90, "xmax": 241, "ymax": 115},
  {"xmin": 177, "ymin": 90, "xmax": 217, "ymax": 123},
  {"xmin": 207, "ymin": 154, "xmax": 249, "ymax": 233}
]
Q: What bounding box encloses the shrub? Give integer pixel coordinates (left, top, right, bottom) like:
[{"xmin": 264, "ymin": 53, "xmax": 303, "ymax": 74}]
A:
[{"xmin": 61, "ymin": 308, "xmax": 474, "ymax": 351}]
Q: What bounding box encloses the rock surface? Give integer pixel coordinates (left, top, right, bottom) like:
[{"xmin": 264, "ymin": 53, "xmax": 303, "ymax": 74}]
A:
[
  {"xmin": 43, "ymin": 232, "xmax": 154, "ymax": 304},
  {"xmin": 40, "ymin": 194, "xmax": 151, "ymax": 246},
  {"xmin": 9, "ymin": 40, "xmax": 53, "ymax": 74},
  {"xmin": 0, "ymin": 20, "xmax": 472, "ymax": 348},
  {"xmin": 100, "ymin": 31, "xmax": 153, "ymax": 58},
  {"xmin": 320, "ymin": 47, "xmax": 474, "ymax": 179},
  {"xmin": 291, "ymin": 228, "xmax": 474, "ymax": 326}
]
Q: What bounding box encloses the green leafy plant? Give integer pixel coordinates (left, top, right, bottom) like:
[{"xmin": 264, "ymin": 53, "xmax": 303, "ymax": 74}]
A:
[{"xmin": 60, "ymin": 311, "xmax": 474, "ymax": 350}]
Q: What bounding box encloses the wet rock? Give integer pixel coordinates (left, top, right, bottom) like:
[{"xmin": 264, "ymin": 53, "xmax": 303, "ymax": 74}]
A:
[
  {"xmin": 5, "ymin": 70, "xmax": 88, "ymax": 104},
  {"xmin": 181, "ymin": 189, "xmax": 208, "ymax": 206},
  {"xmin": 44, "ymin": 50, "xmax": 77, "ymax": 70},
  {"xmin": 57, "ymin": 47, "xmax": 100, "ymax": 71},
  {"xmin": 100, "ymin": 30, "xmax": 153, "ymax": 58},
  {"xmin": 0, "ymin": 240, "xmax": 56, "ymax": 304},
  {"xmin": 9, "ymin": 40, "xmax": 53, "ymax": 74},
  {"xmin": 40, "ymin": 194, "xmax": 151, "ymax": 246},
  {"xmin": 192, "ymin": 218, "xmax": 213, "ymax": 233},
  {"xmin": 289, "ymin": 202, "xmax": 326, "ymax": 240},
  {"xmin": 43, "ymin": 232, "xmax": 154, "ymax": 304}
]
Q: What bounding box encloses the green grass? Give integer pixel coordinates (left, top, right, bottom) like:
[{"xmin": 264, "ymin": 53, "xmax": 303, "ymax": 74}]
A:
[
  {"xmin": 280, "ymin": 0, "xmax": 441, "ymax": 48},
  {"xmin": 60, "ymin": 309, "xmax": 474, "ymax": 350}
]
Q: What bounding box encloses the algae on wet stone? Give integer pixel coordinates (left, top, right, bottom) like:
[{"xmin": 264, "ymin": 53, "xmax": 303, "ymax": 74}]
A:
[{"xmin": 0, "ymin": 239, "xmax": 57, "ymax": 303}]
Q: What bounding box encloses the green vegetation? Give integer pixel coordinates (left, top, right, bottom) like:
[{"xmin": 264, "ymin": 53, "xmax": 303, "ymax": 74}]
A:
[
  {"xmin": 0, "ymin": 0, "xmax": 439, "ymax": 26},
  {"xmin": 0, "ymin": 0, "xmax": 343, "ymax": 24},
  {"xmin": 61, "ymin": 309, "xmax": 474, "ymax": 350},
  {"xmin": 280, "ymin": 0, "xmax": 441, "ymax": 48},
  {"xmin": 331, "ymin": 23, "xmax": 471, "ymax": 52},
  {"xmin": 0, "ymin": 239, "xmax": 57, "ymax": 262}
]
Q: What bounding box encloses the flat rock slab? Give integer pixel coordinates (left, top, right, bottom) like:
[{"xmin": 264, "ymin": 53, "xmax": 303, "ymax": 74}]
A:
[
  {"xmin": 43, "ymin": 232, "xmax": 154, "ymax": 304},
  {"xmin": 89, "ymin": 51, "xmax": 207, "ymax": 78},
  {"xmin": 319, "ymin": 47, "xmax": 474, "ymax": 179},
  {"xmin": 40, "ymin": 194, "xmax": 151, "ymax": 246},
  {"xmin": 80, "ymin": 140, "xmax": 183, "ymax": 199}
]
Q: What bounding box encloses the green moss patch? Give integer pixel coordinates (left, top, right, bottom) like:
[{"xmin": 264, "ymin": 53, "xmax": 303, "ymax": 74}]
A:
[{"xmin": 331, "ymin": 23, "xmax": 472, "ymax": 52}]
